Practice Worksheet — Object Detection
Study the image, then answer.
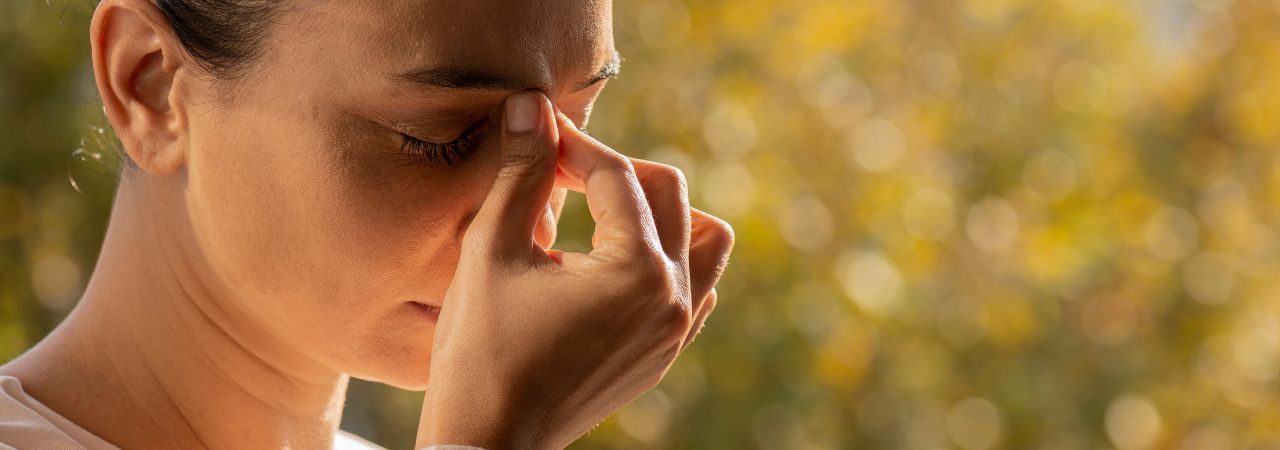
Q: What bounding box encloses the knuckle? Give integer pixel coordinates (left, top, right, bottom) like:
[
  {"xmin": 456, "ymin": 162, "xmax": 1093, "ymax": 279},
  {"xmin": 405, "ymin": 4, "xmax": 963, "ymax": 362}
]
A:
[
  {"xmin": 663, "ymin": 300, "xmax": 694, "ymax": 337},
  {"xmin": 665, "ymin": 290, "xmax": 696, "ymax": 334},
  {"xmin": 625, "ymin": 251, "xmax": 670, "ymax": 293},
  {"xmin": 604, "ymin": 151, "xmax": 637, "ymax": 176},
  {"xmin": 705, "ymin": 216, "xmax": 736, "ymax": 253},
  {"xmin": 621, "ymin": 253, "xmax": 693, "ymax": 333},
  {"xmin": 701, "ymin": 291, "xmax": 719, "ymax": 315},
  {"xmin": 651, "ymin": 164, "xmax": 688, "ymax": 193},
  {"xmin": 587, "ymin": 151, "xmax": 636, "ymax": 181}
]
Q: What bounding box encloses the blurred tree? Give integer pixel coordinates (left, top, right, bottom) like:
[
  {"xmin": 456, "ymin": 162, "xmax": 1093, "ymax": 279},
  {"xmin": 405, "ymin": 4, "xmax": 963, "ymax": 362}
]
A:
[{"xmin": 4, "ymin": 0, "xmax": 1280, "ymax": 449}]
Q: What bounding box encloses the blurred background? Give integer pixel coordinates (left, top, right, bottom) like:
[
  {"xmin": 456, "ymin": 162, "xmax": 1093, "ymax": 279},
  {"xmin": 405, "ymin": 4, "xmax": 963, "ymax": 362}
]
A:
[{"xmin": 4, "ymin": 0, "xmax": 1280, "ymax": 448}]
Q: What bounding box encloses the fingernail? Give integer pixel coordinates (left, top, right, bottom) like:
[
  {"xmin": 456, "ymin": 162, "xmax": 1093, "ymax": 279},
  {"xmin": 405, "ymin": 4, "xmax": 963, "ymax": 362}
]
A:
[{"xmin": 506, "ymin": 92, "xmax": 539, "ymax": 133}]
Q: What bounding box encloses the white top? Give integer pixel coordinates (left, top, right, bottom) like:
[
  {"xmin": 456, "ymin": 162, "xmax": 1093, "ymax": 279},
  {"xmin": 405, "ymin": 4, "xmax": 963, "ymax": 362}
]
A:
[{"xmin": 0, "ymin": 375, "xmax": 483, "ymax": 450}]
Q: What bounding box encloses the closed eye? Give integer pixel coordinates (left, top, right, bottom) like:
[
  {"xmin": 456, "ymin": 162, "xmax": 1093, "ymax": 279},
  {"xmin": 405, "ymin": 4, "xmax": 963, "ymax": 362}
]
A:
[{"xmin": 399, "ymin": 122, "xmax": 485, "ymax": 166}]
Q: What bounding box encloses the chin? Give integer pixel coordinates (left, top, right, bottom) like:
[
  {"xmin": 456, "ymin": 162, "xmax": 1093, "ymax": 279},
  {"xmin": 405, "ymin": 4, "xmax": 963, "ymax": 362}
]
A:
[
  {"xmin": 347, "ymin": 351, "xmax": 434, "ymax": 391},
  {"xmin": 341, "ymin": 322, "xmax": 437, "ymax": 391}
]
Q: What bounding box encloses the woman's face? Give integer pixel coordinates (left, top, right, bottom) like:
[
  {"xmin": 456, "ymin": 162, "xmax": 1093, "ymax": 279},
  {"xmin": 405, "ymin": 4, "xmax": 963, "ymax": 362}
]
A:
[{"xmin": 177, "ymin": 1, "xmax": 615, "ymax": 388}]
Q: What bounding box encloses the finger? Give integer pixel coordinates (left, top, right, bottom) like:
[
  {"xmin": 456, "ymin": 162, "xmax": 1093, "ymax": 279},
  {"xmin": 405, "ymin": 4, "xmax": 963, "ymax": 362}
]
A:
[
  {"xmin": 565, "ymin": 156, "xmax": 692, "ymax": 265},
  {"xmin": 466, "ymin": 91, "xmax": 558, "ymax": 260},
  {"xmin": 532, "ymin": 187, "xmax": 568, "ymax": 252},
  {"xmin": 681, "ymin": 288, "xmax": 717, "ymax": 352},
  {"xmin": 553, "ymin": 112, "xmax": 661, "ymax": 259},
  {"xmin": 628, "ymin": 158, "xmax": 691, "ymax": 267},
  {"xmin": 549, "ymin": 187, "xmax": 567, "ymax": 223},
  {"xmin": 687, "ymin": 208, "xmax": 734, "ymax": 312}
]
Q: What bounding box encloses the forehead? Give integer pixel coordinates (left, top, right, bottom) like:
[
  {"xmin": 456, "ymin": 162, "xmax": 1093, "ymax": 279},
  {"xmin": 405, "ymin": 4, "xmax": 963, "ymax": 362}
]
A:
[{"xmin": 278, "ymin": 0, "xmax": 615, "ymax": 91}]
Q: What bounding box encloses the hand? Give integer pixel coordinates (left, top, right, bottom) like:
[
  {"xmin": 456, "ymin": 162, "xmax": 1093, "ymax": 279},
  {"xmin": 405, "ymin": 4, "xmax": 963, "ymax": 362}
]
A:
[{"xmin": 415, "ymin": 90, "xmax": 734, "ymax": 450}]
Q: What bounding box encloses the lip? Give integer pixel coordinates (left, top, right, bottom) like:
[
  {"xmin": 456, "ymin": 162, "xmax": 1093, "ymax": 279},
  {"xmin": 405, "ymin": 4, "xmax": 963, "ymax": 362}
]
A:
[{"xmin": 408, "ymin": 301, "xmax": 442, "ymax": 322}]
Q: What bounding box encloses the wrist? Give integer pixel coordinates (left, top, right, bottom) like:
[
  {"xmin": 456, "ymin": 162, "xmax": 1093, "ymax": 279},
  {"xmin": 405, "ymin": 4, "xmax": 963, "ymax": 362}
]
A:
[{"xmin": 416, "ymin": 377, "xmax": 544, "ymax": 449}]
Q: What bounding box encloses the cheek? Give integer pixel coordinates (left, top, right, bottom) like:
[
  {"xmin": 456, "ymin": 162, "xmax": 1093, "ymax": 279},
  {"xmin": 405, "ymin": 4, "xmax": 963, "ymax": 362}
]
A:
[
  {"xmin": 321, "ymin": 124, "xmax": 502, "ymax": 297},
  {"xmin": 185, "ymin": 110, "xmax": 338, "ymax": 299},
  {"xmin": 187, "ymin": 109, "xmax": 500, "ymax": 307}
]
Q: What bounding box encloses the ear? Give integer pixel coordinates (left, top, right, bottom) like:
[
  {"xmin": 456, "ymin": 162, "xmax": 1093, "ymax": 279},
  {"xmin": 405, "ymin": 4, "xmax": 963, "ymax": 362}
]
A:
[{"xmin": 91, "ymin": 0, "xmax": 191, "ymax": 175}]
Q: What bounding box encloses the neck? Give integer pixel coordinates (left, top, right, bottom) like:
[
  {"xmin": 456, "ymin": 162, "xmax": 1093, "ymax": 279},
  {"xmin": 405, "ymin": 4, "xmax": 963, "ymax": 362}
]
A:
[{"xmin": 2, "ymin": 175, "xmax": 349, "ymax": 449}]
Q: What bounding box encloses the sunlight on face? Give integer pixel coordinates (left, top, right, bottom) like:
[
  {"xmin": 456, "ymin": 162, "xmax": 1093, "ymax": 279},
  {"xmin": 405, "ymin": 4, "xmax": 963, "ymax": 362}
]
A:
[{"xmin": 179, "ymin": 0, "xmax": 616, "ymax": 389}]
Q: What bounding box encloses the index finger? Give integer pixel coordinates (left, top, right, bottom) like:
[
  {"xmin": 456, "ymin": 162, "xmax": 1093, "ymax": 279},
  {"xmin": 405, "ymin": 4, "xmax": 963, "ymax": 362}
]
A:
[{"xmin": 554, "ymin": 113, "xmax": 661, "ymax": 259}]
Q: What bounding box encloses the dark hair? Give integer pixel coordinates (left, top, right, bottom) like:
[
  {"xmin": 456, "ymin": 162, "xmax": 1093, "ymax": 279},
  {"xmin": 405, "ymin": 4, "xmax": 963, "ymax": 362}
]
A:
[
  {"xmin": 152, "ymin": 0, "xmax": 279, "ymax": 79},
  {"xmin": 73, "ymin": 1, "xmax": 279, "ymax": 177}
]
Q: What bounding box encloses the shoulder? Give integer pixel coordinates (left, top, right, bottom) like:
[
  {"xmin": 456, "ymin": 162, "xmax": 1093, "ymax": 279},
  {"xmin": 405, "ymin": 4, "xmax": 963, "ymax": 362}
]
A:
[{"xmin": 0, "ymin": 375, "xmax": 120, "ymax": 449}]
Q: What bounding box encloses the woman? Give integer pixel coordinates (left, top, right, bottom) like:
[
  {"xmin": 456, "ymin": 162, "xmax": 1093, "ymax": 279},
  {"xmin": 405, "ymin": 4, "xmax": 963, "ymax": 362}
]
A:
[{"xmin": 0, "ymin": 0, "xmax": 734, "ymax": 448}]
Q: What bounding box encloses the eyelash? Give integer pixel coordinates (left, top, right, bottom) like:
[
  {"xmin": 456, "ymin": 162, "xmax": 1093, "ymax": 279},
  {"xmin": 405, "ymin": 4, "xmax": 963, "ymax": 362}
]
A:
[
  {"xmin": 399, "ymin": 123, "xmax": 483, "ymax": 166},
  {"xmin": 396, "ymin": 117, "xmax": 588, "ymax": 166}
]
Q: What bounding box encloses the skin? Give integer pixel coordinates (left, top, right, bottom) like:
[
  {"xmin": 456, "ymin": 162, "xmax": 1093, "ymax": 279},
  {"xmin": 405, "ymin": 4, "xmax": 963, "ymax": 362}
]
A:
[{"xmin": 0, "ymin": 0, "xmax": 733, "ymax": 449}]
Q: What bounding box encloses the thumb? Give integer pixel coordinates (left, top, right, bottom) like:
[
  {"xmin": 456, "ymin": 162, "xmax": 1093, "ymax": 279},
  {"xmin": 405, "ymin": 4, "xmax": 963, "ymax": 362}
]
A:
[{"xmin": 466, "ymin": 90, "xmax": 559, "ymax": 260}]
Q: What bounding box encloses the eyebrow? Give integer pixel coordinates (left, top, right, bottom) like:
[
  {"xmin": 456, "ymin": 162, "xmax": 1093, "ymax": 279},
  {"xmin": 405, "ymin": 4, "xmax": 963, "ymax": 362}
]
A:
[{"xmin": 392, "ymin": 52, "xmax": 622, "ymax": 92}]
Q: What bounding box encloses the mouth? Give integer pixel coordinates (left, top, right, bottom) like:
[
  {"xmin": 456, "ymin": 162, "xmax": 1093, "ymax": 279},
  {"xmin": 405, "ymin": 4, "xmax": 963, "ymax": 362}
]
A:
[{"xmin": 408, "ymin": 301, "xmax": 442, "ymax": 322}]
